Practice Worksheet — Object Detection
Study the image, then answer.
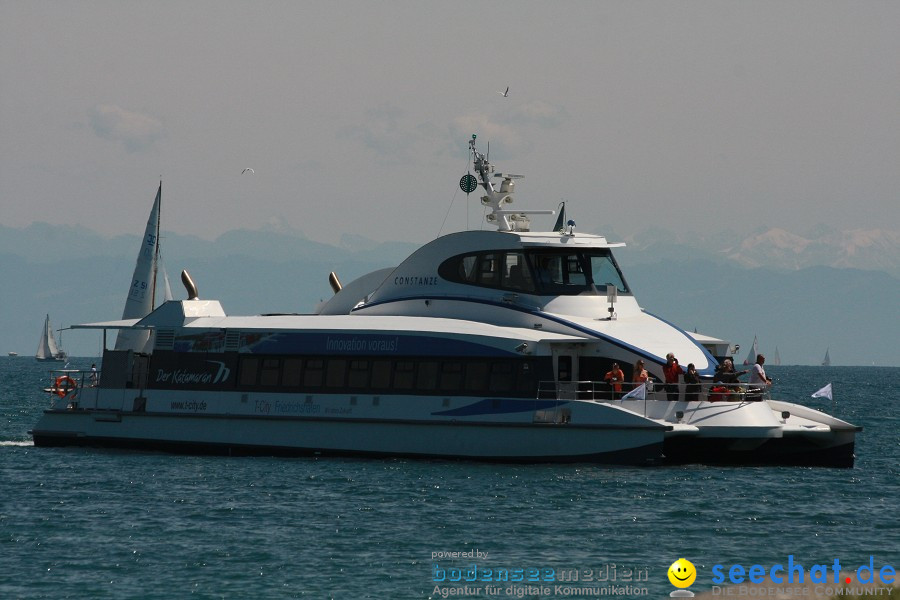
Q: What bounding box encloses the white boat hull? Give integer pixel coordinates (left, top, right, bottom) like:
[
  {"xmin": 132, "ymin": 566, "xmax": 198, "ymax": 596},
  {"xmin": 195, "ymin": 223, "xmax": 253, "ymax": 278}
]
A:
[{"xmin": 32, "ymin": 390, "xmax": 667, "ymax": 464}]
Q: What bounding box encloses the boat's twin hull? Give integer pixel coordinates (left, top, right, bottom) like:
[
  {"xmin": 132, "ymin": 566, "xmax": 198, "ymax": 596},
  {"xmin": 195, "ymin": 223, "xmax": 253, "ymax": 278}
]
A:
[
  {"xmin": 663, "ymin": 435, "xmax": 856, "ymax": 468},
  {"xmin": 31, "ymin": 410, "xmax": 664, "ymax": 465}
]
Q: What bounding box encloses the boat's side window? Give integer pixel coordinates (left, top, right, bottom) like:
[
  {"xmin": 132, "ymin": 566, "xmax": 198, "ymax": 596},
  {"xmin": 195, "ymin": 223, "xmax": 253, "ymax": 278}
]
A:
[
  {"xmin": 231, "ymin": 355, "xmax": 540, "ymax": 397},
  {"xmin": 240, "ymin": 357, "xmax": 260, "ymax": 386},
  {"xmin": 370, "ymin": 360, "xmax": 392, "ymax": 389},
  {"xmin": 458, "ymin": 255, "xmax": 478, "ymax": 283},
  {"xmin": 394, "ymin": 361, "xmax": 415, "ymax": 390},
  {"xmin": 478, "ymin": 254, "xmax": 500, "ymax": 286},
  {"xmin": 439, "ymin": 362, "xmax": 463, "ymax": 391},
  {"xmin": 260, "ymin": 358, "xmax": 281, "ymax": 386},
  {"xmin": 567, "ymin": 256, "xmax": 586, "ymax": 286},
  {"xmin": 531, "ymin": 254, "xmax": 564, "ymax": 287},
  {"xmin": 516, "ymin": 362, "xmax": 535, "ymax": 393},
  {"xmin": 503, "ymin": 253, "xmax": 535, "ymax": 292},
  {"xmin": 465, "ymin": 362, "xmax": 489, "ymax": 392},
  {"xmin": 326, "ymin": 359, "xmax": 347, "ymax": 388},
  {"xmin": 531, "ymin": 253, "xmax": 586, "ymax": 289},
  {"xmin": 489, "ymin": 362, "xmax": 514, "ymax": 392},
  {"xmin": 417, "ymin": 361, "xmax": 438, "ymax": 391},
  {"xmin": 303, "ymin": 359, "xmax": 324, "ymax": 388},
  {"xmin": 282, "ymin": 358, "xmax": 302, "ymax": 387},
  {"xmin": 586, "ymin": 253, "xmax": 629, "ymax": 294},
  {"xmin": 441, "ymin": 251, "xmax": 537, "ymax": 293},
  {"xmin": 348, "ymin": 360, "xmax": 369, "ymax": 388}
]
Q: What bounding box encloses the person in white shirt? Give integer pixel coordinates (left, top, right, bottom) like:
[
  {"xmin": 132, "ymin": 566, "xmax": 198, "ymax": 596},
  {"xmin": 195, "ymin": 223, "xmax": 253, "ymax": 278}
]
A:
[{"xmin": 748, "ymin": 354, "xmax": 772, "ymax": 400}]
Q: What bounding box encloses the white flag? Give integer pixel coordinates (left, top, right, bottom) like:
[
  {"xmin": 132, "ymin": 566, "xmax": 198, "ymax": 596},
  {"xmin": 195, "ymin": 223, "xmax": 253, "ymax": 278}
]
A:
[
  {"xmin": 621, "ymin": 383, "xmax": 647, "ymax": 401},
  {"xmin": 811, "ymin": 383, "xmax": 833, "ymax": 401}
]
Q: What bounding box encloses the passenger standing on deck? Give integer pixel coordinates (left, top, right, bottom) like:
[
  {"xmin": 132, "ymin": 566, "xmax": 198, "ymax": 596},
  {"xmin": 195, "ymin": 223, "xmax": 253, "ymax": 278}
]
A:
[
  {"xmin": 714, "ymin": 359, "xmax": 746, "ymax": 384},
  {"xmin": 632, "ymin": 359, "xmax": 649, "ymax": 385},
  {"xmin": 748, "ymin": 354, "xmax": 772, "ymax": 386},
  {"xmin": 604, "ymin": 362, "xmax": 625, "ymax": 398},
  {"xmin": 683, "ymin": 363, "xmax": 701, "ymax": 402},
  {"xmin": 663, "ymin": 353, "xmax": 684, "ymax": 401},
  {"xmin": 748, "ymin": 354, "xmax": 772, "ymax": 400}
]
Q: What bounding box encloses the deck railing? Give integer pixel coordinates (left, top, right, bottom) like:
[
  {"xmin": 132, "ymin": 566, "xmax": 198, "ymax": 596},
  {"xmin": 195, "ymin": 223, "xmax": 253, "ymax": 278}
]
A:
[
  {"xmin": 537, "ymin": 380, "xmax": 772, "ymax": 403},
  {"xmin": 46, "ymin": 368, "xmax": 101, "ymax": 409}
]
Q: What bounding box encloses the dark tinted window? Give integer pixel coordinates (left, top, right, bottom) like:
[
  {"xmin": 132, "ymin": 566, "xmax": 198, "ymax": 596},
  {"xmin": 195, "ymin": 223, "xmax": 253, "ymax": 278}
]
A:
[
  {"xmin": 240, "ymin": 357, "xmax": 259, "ymax": 386},
  {"xmin": 348, "ymin": 360, "xmax": 369, "ymax": 388},
  {"xmin": 326, "ymin": 359, "xmax": 347, "ymax": 388},
  {"xmin": 440, "ymin": 249, "xmax": 627, "ymax": 295},
  {"xmin": 371, "ymin": 360, "xmax": 392, "ymax": 389},
  {"xmin": 394, "ymin": 361, "xmax": 415, "ymax": 390},
  {"xmin": 260, "ymin": 358, "xmax": 280, "ymax": 386},
  {"xmin": 303, "ymin": 359, "xmax": 324, "ymax": 387}
]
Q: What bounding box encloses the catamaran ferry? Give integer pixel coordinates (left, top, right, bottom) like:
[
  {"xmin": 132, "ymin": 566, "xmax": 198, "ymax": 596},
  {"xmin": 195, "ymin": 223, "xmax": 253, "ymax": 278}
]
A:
[{"xmin": 31, "ymin": 138, "xmax": 860, "ymax": 466}]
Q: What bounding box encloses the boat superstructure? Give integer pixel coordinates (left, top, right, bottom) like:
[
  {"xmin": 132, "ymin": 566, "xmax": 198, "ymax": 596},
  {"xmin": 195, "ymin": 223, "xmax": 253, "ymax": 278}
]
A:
[{"xmin": 31, "ymin": 138, "xmax": 860, "ymax": 466}]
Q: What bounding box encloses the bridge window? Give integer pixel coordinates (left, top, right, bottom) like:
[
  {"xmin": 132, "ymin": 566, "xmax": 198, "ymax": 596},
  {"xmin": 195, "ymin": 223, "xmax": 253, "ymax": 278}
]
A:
[{"xmin": 440, "ymin": 249, "xmax": 628, "ymax": 295}]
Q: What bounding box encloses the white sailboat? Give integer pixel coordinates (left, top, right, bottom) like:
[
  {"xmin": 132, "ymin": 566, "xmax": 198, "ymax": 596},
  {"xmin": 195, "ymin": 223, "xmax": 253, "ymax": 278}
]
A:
[
  {"xmin": 821, "ymin": 348, "xmax": 831, "ymax": 367},
  {"xmin": 35, "ymin": 314, "xmax": 67, "ymax": 362},
  {"xmin": 742, "ymin": 335, "xmax": 759, "ymax": 365},
  {"xmin": 773, "ymin": 346, "xmax": 781, "ymax": 366},
  {"xmin": 114, "ymin": 182, "xmax": 172, "ymax": 353}
]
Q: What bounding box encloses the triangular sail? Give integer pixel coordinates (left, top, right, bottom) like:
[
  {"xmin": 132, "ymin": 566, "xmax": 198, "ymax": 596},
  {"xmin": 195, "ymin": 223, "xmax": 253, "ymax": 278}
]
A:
[
  {"xmin": 773, "ymin": 346, "xmax": 781, "ymax": 366},
  {"xmin": 743, "ymin": 335, "xmax": 758, "ymax": 365},
  {"xmin": 822, "ymin": 348, "xmax": 831, "ymax": 367},
  {"xmin": 115, "ymin": 183, "xmax": 162, "ymax": 352},
  {"xmin": 35, "ymin": 314, "xmax": 64, "ymax": 360},
  {"xmin": 36, "ymin": 315, "xmax": 54, "ymax": 359}
]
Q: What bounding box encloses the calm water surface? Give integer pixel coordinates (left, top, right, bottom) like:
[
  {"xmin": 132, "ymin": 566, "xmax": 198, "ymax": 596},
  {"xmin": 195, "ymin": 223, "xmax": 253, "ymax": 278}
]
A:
[{"xmin": 1, "ymin": 358, "xmax": 897, "ymax": 599}]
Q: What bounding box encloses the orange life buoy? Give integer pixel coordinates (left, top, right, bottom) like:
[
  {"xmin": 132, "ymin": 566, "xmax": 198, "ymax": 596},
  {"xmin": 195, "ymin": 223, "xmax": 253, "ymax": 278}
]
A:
[{"xmin": 55, "ymin": 375, "xmax": 77, "ymax": 397}]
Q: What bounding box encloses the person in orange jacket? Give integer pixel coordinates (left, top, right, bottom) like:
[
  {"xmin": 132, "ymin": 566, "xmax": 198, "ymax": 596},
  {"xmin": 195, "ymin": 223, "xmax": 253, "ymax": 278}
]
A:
[
  {"xmin": 663, "ymin": 353, "xmax": 685, "ymax": 401},
  {"xmin": 604, "ymin": 362, "xmax": 626, "ymax": 397}
]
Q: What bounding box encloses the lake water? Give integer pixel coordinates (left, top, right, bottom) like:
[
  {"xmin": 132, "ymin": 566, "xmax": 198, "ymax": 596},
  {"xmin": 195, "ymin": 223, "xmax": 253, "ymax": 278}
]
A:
[{"xmin": 1, "ymin": 357, "xmax": 897, "ymax": 599}]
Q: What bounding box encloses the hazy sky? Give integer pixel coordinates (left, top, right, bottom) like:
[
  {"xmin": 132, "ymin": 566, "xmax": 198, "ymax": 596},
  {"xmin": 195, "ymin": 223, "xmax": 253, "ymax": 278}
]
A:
[{"xmin": 2, "ymin": 1, "xmax": 898, "ymax": 245}]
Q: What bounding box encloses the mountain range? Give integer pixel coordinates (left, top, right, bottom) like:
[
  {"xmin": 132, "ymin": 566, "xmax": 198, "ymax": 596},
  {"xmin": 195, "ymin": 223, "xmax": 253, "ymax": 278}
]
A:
[{"xmin": 1, "ymin": 222, "xmax": 897, "ymax": 366}]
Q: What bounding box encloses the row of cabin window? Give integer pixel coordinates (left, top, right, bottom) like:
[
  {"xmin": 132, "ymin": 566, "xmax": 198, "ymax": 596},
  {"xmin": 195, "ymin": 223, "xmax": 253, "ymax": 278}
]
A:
[{"xmin": 238, "ymin": 356, "xmax": 537, "ymax": 395}]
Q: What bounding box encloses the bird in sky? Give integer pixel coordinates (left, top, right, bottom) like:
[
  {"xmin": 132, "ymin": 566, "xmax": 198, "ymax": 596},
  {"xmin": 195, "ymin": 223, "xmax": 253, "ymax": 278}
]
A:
[
  {"xmin": 497, "ymin": 86, "xmax": 509, "ymax": 97},
  {"xmin": 242, "ymin": 168, "xmax": 254, "ymax": 174}
]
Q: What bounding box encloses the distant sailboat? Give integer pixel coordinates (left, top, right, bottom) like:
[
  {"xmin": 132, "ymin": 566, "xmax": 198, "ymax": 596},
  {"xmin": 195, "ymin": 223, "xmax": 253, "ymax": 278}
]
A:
[
  {"xmin": 742, "ymin": 335, "xmax": 759, "ymax": 365},
  {"xmin": 773, "ymin": 346, "xmax": 781, "ymax": 366},
  {"xmin": 114, "ymin": 182, "xmax": 173, "ymax": 353},
  {"xmin": 821, "ymin": 348, "xmax": 831, "ymax": 367},
  {"xmin": 35, "ymin": 314, "xmax": 67, "ymax": 362}
]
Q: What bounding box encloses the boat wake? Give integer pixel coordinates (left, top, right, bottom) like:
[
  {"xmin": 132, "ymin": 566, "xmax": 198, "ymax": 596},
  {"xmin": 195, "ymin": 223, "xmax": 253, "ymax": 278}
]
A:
[{"xmin": 0, "ymin": 440, "xmax": 34, "ymax": 447}]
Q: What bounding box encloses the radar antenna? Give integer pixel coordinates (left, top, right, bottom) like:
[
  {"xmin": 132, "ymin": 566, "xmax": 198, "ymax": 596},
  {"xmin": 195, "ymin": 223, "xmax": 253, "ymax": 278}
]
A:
[{"xmin": 466, "ymin": 135, "xmax": 553, "ymax": 232}]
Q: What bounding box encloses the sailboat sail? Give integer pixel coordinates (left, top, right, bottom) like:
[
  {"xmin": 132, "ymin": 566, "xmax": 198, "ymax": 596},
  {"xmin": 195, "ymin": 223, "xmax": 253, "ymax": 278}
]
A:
[
  {"xmin": 115, "ymin": 183, "xmax": 163, "ymax": 352},
  {"xmin": 743, "ymin": 335, "xmax": 759, "ymax": 365},
  {"xmin": 773, "ymin": 346, "xmax": 781, "ymax": 366},
  {"xmin": 36, "ymin": 314, "xmax": 66, "ymax": 361},
  {"xmin": 159, "ymin": 254, "xmax": 174, "ymax": 302},
  {"xmin": 822, "ymin": 348, "xmax": 831, "ymax": 367}
]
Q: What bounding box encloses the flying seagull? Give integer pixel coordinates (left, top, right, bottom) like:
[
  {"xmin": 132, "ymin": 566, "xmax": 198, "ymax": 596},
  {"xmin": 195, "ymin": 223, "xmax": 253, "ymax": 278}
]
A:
[
  {"xmin": 242, "ymin": 168, "xmax": 254, "ymax": 174},
  {"xmin": 497, "ymin": 86, "xmax": 509, "ymax": 97}
]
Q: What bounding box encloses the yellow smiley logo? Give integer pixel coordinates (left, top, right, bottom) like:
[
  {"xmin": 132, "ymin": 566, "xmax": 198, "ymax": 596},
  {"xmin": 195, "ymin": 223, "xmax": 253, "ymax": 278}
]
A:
[{"xmin": 668, "ymin": 558, "xmax": 697, "ymax": 588}]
